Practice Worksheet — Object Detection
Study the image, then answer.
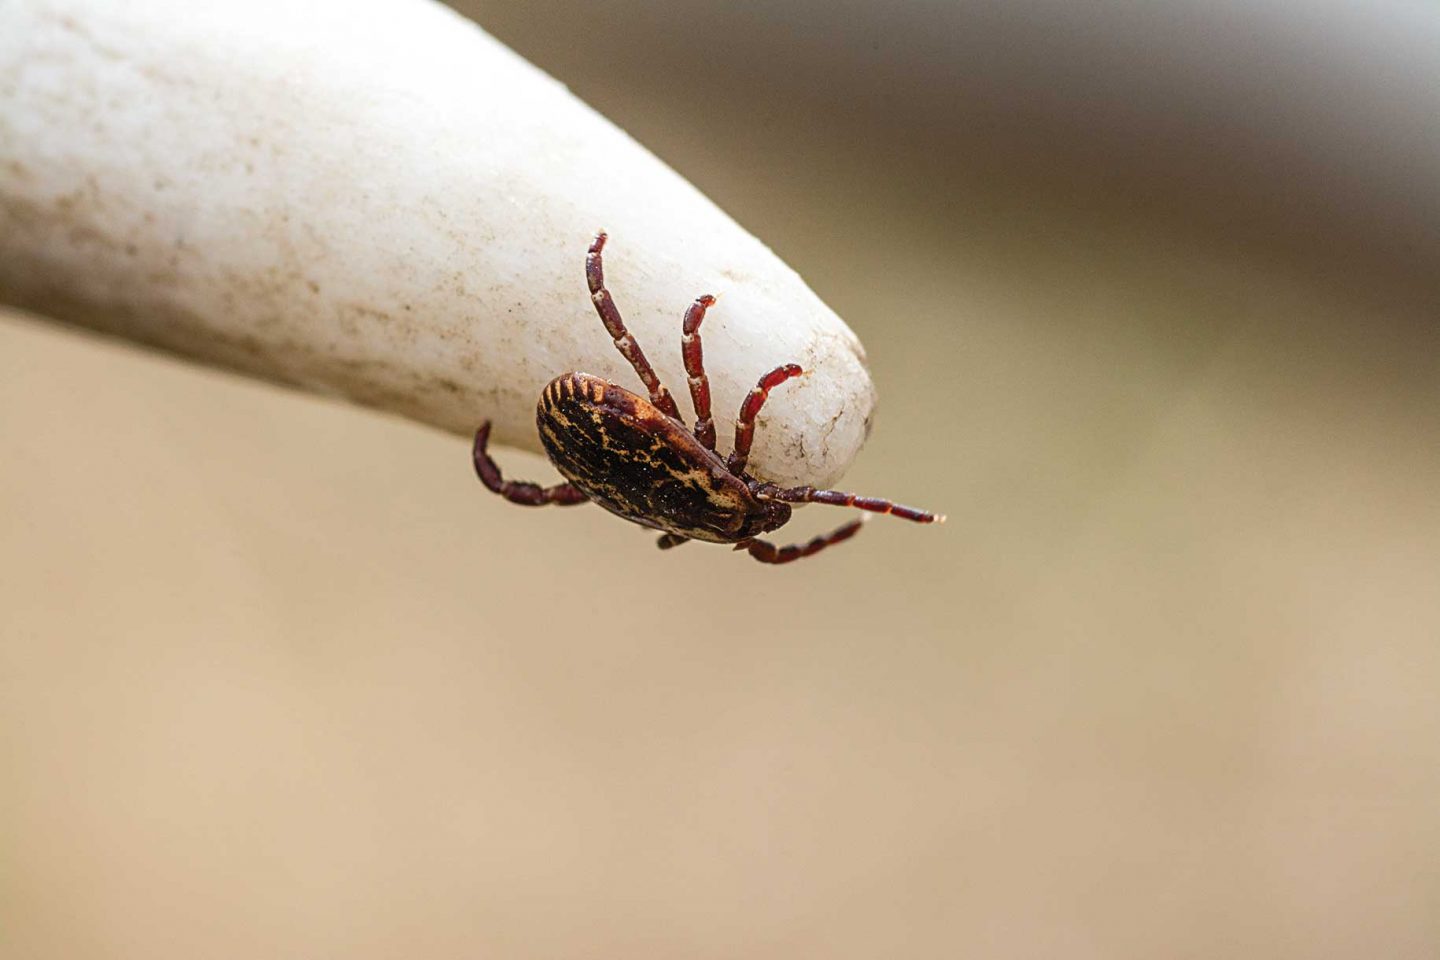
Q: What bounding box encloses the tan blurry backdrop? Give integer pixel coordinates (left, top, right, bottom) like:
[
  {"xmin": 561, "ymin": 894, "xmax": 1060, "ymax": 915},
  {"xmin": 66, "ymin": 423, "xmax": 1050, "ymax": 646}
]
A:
[{"xmin": 4, "ymin": 2, "xmax": 1440, "ymax": 957}]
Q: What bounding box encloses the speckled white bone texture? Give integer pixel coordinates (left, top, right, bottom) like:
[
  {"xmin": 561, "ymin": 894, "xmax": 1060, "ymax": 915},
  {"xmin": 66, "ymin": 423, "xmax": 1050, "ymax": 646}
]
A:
[{"xmin": 0, "ymin": 0, "xmax": 875, "ymax": 488}]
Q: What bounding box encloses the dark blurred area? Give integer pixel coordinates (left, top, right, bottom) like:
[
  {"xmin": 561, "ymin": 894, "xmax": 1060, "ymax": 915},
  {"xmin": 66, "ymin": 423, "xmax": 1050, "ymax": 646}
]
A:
[{"xmin": 470, "ymin": 0, "xmax": 1440, "ymax": 309}]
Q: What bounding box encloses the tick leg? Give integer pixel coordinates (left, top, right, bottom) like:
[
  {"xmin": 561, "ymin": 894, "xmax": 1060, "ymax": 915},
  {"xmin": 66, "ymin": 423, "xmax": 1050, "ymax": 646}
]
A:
[
  {"xmin": 586, "ymin": 232, "xmax": 683, "ymax": 420},
  {"xmin": 473, "ymin": 422, "xmax": 589, "ymax": 506},
  {"xmin": 726, "ymin": 363, "xmax": 804, "ymax": 476},
  {"xmin": 739, "ymin": 518, "xmax": 866, "ymax": 565},
  {"xmin": 681, "ymin": 294, "xmax": 718, "ymax": 450},
  {"xmin": 758, "ymin": 483, "xmax": 945, "ymax": 524},
  {"xmin": 656, "ymin": 533, "xmax": 690, "ymax": 550}
]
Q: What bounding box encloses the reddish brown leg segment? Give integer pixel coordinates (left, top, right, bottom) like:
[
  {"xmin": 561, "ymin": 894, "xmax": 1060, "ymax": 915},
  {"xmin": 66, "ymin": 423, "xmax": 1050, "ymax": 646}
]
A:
[
  {"xmin": 473, "ymin": 423, "xmax": 589, "ymax": 506},
  {"xmin": 586, "ymin": 232, "xmax": 682, "ymax": 420},
  {"xmin": 656, "ymin": 533, "xmax": 690, "ymax": 549},
  {"xmin": 762, "ymin": 483, "xmax": 944, "ymax": 523},
  {"xmin": 740, "ymin": 518, "xmax": 865, "ymax": 565},
  {"xmin": 726, "ymin": 363, "xmax": 804, "ymax": 476},
  {"xmin": 681, "ymin": 294, "xmax": 717, "ymax": 450}
]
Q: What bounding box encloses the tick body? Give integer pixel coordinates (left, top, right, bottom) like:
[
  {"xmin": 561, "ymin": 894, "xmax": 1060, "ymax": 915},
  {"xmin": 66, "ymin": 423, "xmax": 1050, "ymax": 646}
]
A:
[
  {"xmin": 536, "ymin": 372, "xmax": 780, "ymax": 543},
  {"xmin": 472, "ymin": 232, "xmax": 942, "ymax": 565}
]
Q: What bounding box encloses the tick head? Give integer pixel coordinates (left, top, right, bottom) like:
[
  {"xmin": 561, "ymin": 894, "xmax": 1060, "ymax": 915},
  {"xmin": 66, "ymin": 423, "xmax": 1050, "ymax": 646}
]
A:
[{"xmin": 750, "ymin": 497, "xmax": 792, "ymax": 536}]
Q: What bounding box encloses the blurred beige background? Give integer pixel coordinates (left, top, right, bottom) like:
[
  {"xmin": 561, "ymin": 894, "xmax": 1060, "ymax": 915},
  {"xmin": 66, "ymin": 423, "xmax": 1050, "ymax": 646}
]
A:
[{"xmin": 3, "ymin": 2, "xmax": 1439, "ymax": 957}]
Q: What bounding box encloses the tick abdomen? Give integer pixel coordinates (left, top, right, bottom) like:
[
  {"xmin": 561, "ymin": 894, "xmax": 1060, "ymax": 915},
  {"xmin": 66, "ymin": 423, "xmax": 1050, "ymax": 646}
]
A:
[{"xmin": 536, "ymin": 373, "xmax": 754, "ymax": 542}]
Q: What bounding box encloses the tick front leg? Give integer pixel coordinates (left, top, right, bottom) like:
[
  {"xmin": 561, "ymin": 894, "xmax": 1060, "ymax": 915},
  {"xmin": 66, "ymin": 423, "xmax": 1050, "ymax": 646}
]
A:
[
  {"xmin": 726, "ymin": 363, "xmax": 804, "ymax": 476},
  {"xmin": 473, "ymin": 422, "xmax": 589, "ymax": 506},
  {"xmin": 739, "ymin": 518, "xmax": 866, "ymax": 565},
  {"xmin": 681, "ymin": 294, "xmax": 718, "ymax": 450},
  {"xmin": 586, "ymin": 232, "xmax": 683, "ymax": 420},
  {"xmin": 759, "ymin": 483, "xmax": 944, "ymax": 523},
  {"xmin": 656, "ymin": 533, "xmax": 690, "ymax": 550}
]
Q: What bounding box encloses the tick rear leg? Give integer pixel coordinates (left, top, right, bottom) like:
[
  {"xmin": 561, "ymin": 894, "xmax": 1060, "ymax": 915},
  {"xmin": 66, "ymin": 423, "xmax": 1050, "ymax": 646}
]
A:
[
  {"xmin": 473, "ymin": 422, "xmax": 589, "ymax": 506},
  {"xmin": 739, "ymin": 518, "xmax": 866, "ymax": 565},
  {"xmin": 656, "ymin": 533, "xmax": 690, "ymax": 549},
  {"xmin": 681, "ymin": 294, "xmax": 718, "ymax": 450},
  {"xmin": 726, "ymin": 363, "xmax": 804, "ymax": 476},
  {"xmin": 758, "ymin": 483, "xmax": 945, "ymax": 524},
  {"xmin": 586, "ymin": 232, "xmax": 683, "ymax": 420}
]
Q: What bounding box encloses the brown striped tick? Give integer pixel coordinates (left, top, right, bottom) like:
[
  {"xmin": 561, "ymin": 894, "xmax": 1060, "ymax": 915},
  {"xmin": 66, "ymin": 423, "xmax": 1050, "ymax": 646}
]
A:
[{"xmin": 472, "ymin": 232, "xmax": 943, "ymax": 564}]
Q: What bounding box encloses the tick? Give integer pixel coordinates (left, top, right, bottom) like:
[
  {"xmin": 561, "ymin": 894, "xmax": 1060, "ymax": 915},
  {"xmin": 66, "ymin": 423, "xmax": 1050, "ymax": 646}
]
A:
[{"xmin": 472, "ymin": 232, "xmax": 943, "ymax": 564}]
